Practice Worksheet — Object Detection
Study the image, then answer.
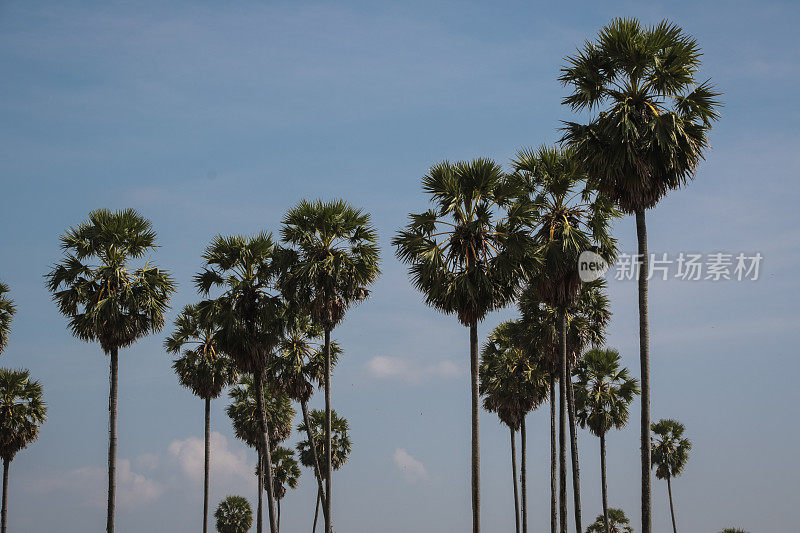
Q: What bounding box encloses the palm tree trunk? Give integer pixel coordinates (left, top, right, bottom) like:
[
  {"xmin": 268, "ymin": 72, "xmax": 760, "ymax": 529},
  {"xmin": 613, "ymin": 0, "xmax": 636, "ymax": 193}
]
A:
[
  {"xmin": 254, "ymin": 370, "xmax": 279, "ymax": 533},
  {"xmin": 278, "ymin": 498, "xmax": 281, "ymax": 533},
  {"xmin": 558, "ymin": 310, "xmax": 568, "ymax": 533},
  {"xmin": 301, "ymin": 400, "xmax": 329, "ymax": 519},
  {"xmin": 510, "ymin": 427, "xmax": 520, "ymax": 533},
  {"xmin": 203, "ymin": 397, "xmax": 211, "ymax": 533},
  {"xmin": 107, "ymin": 346, "xmax": 118, "ymax": 533},
  {"xmin": 324, "ymin": 328, "xmax": 333, "ymax": 533},
  {"xmin": 566, "ymin": 360, "xmax": 582, "ymax": 533},
  {"xmin": 635, "ymin": 208, "xmax": 652, "ymax": 533},
  {"xmin": 313, "ymin": 489, "xmax": 320, "ymax": 533},
  {"xmin": 520, "ymin": 417, "xmax": 527, "ymax": 533},
  {"xmin": 470, "ymin": 320, "xmax": 481, "ymax": 533},
  {"xmin": 600, "ymin": 433, "xmax": 609, "ymax": 533},
  {"xmin": 550, "ymin": 374, "xmax": 557, "ymax": 533},
  {"xmin": 1, "ymin": 458, "xmax": 9, "ymax": 533},
  {"xmin": 257, "ymin": 450, "xmax": 263, "ymax": 533},
  {"xmin": 667, "ymin": 475, "xmax": 677, "ymax": 533}
]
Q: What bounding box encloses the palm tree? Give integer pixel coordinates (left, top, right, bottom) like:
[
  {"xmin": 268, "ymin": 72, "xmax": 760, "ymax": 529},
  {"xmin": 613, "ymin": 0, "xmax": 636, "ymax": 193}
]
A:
[
  {"xmin": 512, "ymin": 147, "xmax": 617, "ymax": 533},
  {"xmin": 281, "ymin": 199, "xmax": 379, "ymax": 533},
  {"xmin": 0, "ymin": 369, "xmax": 46, "ymax": 533},
  {"xmin": 574, "ymin": 349, "xmax": 639, "ymax": 533},
  {"xmin": 480, "ymin": 320, "xmax": 549, "ymax": 533},
  {"xmin": 165, "ymin": 304, "xmax": 238, "ymax": 533},
  {"xmin": 215, "ymin": 495, "xmax": 253, "ymax": 533},
  {"xmin": 227, "ymin": 375, "xmax": 294, "ymax": 533},
  {"xmin": 266, "ymin": 446, "xmax": 300, "ymax": 532},
  {"xmin": 586, "ymin": 508, "xmax": 633, "ymax": 533},
  {"xmin": 651, "ymin": 419, "xmax": 691, "ymax": 533},
  {"xmin": 46, "ymin": 208, "xmax": 175, "ymax": 533},
  {"xmin": 560, "ymin": 19, "xmax": 721, "ymax": 532},
  {"xmin": 718, "ymin": 529, "xmax": 749, "ymax": 533},
  {"xmin": 196, "ymin": 233, "xmax": 288, "ymax": 533},
  {"xmin": 0, "ymin": 283, "xmax": 15, "ymax": 357},
  {"xmin": 394, "ymin": 159, "xmax": 534, "ymax": 533},
  {"xmin": 296, "ymin": 409, "xmax": 351, "ymax": 533}
]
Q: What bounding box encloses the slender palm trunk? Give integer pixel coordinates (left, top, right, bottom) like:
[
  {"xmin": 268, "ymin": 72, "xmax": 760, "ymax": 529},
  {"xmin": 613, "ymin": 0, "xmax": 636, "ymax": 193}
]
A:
[
  {"xmin": 635, "ymin": 209, "xmax": 652, "ymax": 533},
  {"xmin": 1, "ymin": 458, "xmax": 9, "ymax": 533},
  {"xmin": 278, "ymin": 499, "xmax": 281, "ymax": 533},
  {"xmin": 324, "ymin": 328, "xmax": 333, "ymax": 533},
  {"xmin": 107, "ymin": 346, "xmax": 118, "ymax": 533},
  {"xmin": 600, "ymin": 433, "xmax": 609, "ymax": 533},
  {"xmin": 203, "ymin": 397, "xmax": 211, "ymax": 533},
  {"xmin": 558, "ymin": 310, "xmax": 568, "ymax": 533},
  {"xmin": 565, "ymin": 360, "xmax": 582, "ymax": 533},
  {"xmin": 667, "ymin": 475, "xmax": 677, "ymax": 533},
  {"xmin": 254, "ymin": 370, "xmax": 279, "ymax": 533},
  {"xmin": 313, "ymin": 489, "xmax": 320, "ymax": 533},
  {"xmin": 550, "ymin": 375, "xmax": 557, "ymax": 533},
  {"xmin": 520, "ymin": 417, "xmax": 527, "ymax": 533},
  {"xmin": 510, "ymin": 427, "xmax": 520, "ymax": 533},
  {"xmin": 257, "ymin": 450, "xmax": 263, "ymax": 533},
  {"xmin": 469, "ymin": 321, "xmax": 481, "ymax": 533},
  {"xmin": 301, "ymin": 399, "xmax": 329, "ymax": 518}
]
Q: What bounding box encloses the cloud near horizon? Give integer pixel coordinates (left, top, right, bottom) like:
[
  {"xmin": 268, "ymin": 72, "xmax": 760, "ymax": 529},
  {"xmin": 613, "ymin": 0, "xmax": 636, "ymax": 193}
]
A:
[
  {"xmin": 169, "ymin": 431, "xmax": 251, "ymax": 483},
  {"xmin": 393, "ymin": 448, "xmax": 428, "ymax": 483},
  {"xmin": 366, "ymin": 355, "xmax": 460, "ymax": 384}
]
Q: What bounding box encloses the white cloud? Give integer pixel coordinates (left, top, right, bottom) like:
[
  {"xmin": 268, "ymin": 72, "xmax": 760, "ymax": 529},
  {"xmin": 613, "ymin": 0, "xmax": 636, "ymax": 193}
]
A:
[
  {"xmin": 393, "ymin": 448, "xmax": 428, "ymax": 483},
  {"xmin": 366, "ymin": 356, "xmax": 460, "ymax": 384},
  {"xmin": 169, "ymin": 431, "xmax": 251, "ymax": 482},
  {"xmin": 135, "ymin": 453, "xmax": 160, "ymax": 471}
]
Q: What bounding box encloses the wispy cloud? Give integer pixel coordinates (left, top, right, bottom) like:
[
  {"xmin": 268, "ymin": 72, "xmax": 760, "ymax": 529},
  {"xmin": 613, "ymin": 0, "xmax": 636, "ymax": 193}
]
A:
[
  {"xmin": 169, "ymin": 431, "xmax": 251, "ymax": 483},
  {"xmin": 366, "ymin": 356, "xmax": 460, "ymax": 384},
  {"xmin": 393, "ymin": 448, "xmax": 428, "ymax": 483}
]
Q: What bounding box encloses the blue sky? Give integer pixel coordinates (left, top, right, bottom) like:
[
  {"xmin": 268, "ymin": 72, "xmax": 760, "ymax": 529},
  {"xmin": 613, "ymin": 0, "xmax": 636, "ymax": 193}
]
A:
[{"xmin": 0, "ymin": 1, "xmax": 798, "ymax": 531}]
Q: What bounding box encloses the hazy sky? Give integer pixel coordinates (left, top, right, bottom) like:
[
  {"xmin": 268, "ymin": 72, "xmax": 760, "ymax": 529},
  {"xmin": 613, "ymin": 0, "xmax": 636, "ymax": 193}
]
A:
[{"xmin": 1, "ymin": 1, "xmax": 798, "ymax": 532}]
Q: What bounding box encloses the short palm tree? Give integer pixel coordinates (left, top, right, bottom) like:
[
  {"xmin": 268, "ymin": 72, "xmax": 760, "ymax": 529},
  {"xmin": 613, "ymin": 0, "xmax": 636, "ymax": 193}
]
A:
[
  {"xmin": 0, "ymin": 283, "xmax": 15, "ymax": 356},
  {"xmin": 651, "ymin": 419, "xmax": 691, "ymax": 533},
  {"xmin": 281, "ymin": 199, "xmax": 379, "ymax": 533},
  {"xmin": 227, "ymin": 375, "xmax": 294, "ymax": 533},
  {"xmin": 165, "ymin": 303, "xmax": 238, "ymax": 533},
  {"xmin": 0, "ymin": 369, "xmax": 46, "ymax": 533},
  {"xmin": 480, "ymin": 320, "xmax": 549, "ymax": 533},
  {"xmin": 560, "ymin": 19, "xmax": 721, "ymax": 532},
  {"xmin": 46, "ymin": 208, "xmax": 174, "ymax": 533},
  {"xmin": 196, "ymin": 233, "xmax": 287, "ymax": 533},
  {"xmin": 215, "ymin": 495, "xmax": 253, "ymax": 533},
  {"xmin": 297, "ymin": 409, "xmax": 351, "ymax": 533},
  {"xmin": 574, "ymin": 349, "xmax": 639, "ymax": 533},
  {"xmin": 266, "ymin": 446, "xmax": 300, "ymax": 532},
  {"xmin": 586, "ymin": 508, "xmax": 633, "ymax": 533},
  {"xmin": 394, "ymin": 159, "xmax": 534, "ymax": 533},
  {"xmin": 513, "ymin": 147, "xmax": 617, "ymax": 533}
]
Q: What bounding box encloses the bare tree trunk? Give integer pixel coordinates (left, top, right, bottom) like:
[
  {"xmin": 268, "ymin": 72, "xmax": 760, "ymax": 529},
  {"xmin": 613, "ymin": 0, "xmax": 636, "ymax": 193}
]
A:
[
  {"xmin": 550, "ymin": 375, "xmax": 557, "ymax": 533},
  {"xmin": 600, "ymin": 433, "xmax": 609, "ymax": 533},
  {"xmin": 510, "ymin": 427, "xmax": 520, "ymax": 533},
  {"xmin": 667, "ymin": 475, "xmax": 677, "ymax": 533},
  {"xmin": 313, "ymin": 489, "xmax": 320, "ymax": 533},
  {"xmin": 107, "ymin": 347, "xmax": 118, "ymax": 533},
  {"xmin": 301, "ymin": 399, "xmax": 329, "ymax": 518},
  {"xmin": 566, "ymin": 360, "xmax": 582, "ymax": 533},
  {"xmin": 521, "ymin": 417, "xmax": 527, "ymax": 533},
  {"xmin": 254, "ymin": 370, "xmax": 279, "ymax": 533},
  {"xmin": 1, "ymin": 458, "xmax": 9, "ymax": 533},
  {"xmin": 636, "ymin": 209, "xmax": 652, "ymax": 533},
  {"xmin": 324, "ymin": 328, "xmax": 333, "ymax": 533},
  {"xmin": 559, "ymin": 310, "xmax": 568, "ymax": 533},
  {"xmin": 204, "ymin": 397, "xmax": 211, "ymax": 533},
  {"xmin": 470, "ymin": 321, "xmax": 481, "ymax": 533},
  {"xmin": 257, "ymin": 450, "xmax": 263, "ymax": 533}
]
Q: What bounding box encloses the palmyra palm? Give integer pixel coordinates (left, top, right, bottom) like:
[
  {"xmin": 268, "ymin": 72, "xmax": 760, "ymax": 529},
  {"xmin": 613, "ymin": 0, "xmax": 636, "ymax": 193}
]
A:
[
  {"xmin": 264, "ymin": 446, "xmax": 300, "ymax": 532},
  {"xmin": 560, "ymin": 19, "xmax": 720, "ymax": 532},
  {"xmin": 651, "ymin": 418, "xmax": 691, "ymax": 533},
  {"xmin": 586, "ymin": 508, "xmax": 633, "ymax": 533},
  {"xmin": 0, "ymin": 283, "xmax": 15, "ymax": 357},
  {"xmin": 215, "ymin": 495, "xmax": 252, "ymax": 533}
]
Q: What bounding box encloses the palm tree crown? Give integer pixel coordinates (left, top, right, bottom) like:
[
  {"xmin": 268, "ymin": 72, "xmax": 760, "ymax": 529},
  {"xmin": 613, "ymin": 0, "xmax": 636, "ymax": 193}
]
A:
[
  {"xmin": 296, "ymin": 409, "xmax": 351, "ymax": 479},
  {"xmin": 651, "ymin": 419, "xmax": 691, "ymax": 480},
  {"xmin": 0, "ymin": 369, "xmax": 46, "ymax": 461},
  {"xmin": 227, "ymin": 376, "xmax": 295, "ymax": 450},
  {"xmin": 560, "ymin": 17, "xmax": 721, "ymax": 213},
  {"xmin": 215, "ymin": 495, "xmax": 252, "ymax": 533},
  {"xmin": 586, "ymin": 508, "xmax": 633, "ymax": 533},
  {"xmin": 574, "ymin": 348, "xmax": 639, "ymax": 437},
  {"xmin": 0, "ymin": 284, "xmax": 15, "ymax": 356},
  {"xmin": 268, "ymin": 446, "xmax": 301, "ymax": 500}
]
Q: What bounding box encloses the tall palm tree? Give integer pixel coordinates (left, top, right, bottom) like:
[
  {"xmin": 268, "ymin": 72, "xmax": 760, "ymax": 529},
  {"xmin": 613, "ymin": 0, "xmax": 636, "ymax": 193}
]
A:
[
  {"xmin": 0, "ymin": 369, "xmax": 46, "ymax": 533},
  {"xmin": 281, "ymin": 199, "xmax": 379, "ymax": 533},
  {"xmin": 297, "ymin": 409, "xmax": 351, "ymax": 533},
  {"xmin": 215, "ymin": 495, "xmax": 253, "ymax": 533},
  {"xmin": 0, "ymin": 283, "xmax": 15, "ymax": 357},
  {"xmin": 266, "ymin": 446, "xmax": 300, "ymax": 532},
  {"xmin": 46, "ymin": 208, "xmax": 175, "ymax": 533},
  {"xmin": 586, "ymin": 508, "xmax": 633, "ymax": 533},
  {"xmin": 512, "ymin": 147, "xmax": 617, "ymax": 533},
  {"xmin": 165, "ymin": 304, "xmax": 238, "ymax": 533},
  {"xmin": 574, "ymin": 349, "xmax": 639, "ymax": 533},
  {"xmin": 560, "ymin": 19, "xmax": 721, "ymax": 532},
  {"xmin": 480, "ymin": 320, "xmax": 549, "ymax": 533},
  {"xmin": 227, "ymin": 375, "xmax": 294, "ymax": 533},
  {"xmin": 394, "ymin": 159, "xmax": 534, "ymax": 533},
  {"xmin": 196, "ymin": 233, "xmax": 287, "ymax": 533},
  {"xmin": 651, "ymin": 419, "xmax": 691, "ymax": 533}
]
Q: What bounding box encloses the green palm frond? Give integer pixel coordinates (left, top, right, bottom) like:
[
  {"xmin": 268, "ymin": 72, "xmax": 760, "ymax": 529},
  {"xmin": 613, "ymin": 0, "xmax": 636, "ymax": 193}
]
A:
[
  {"xmin": 0, "ymin": 368, "xmax": 47, "ymax": 461},
  {"xmin": 651, "ymin": 418, "xmax": 691, "ymax": 479},
  {"xmin": 573, "ymin": 348, "xmax": 639, "ymax": 437},
  {"xmin": 226, "ymin": 375, "xmax": 294, "ymax": 450},
  {"xmin": 586, "ymin": 507, "xmax": 634, "ymax": 533},
  {"xmin": 0, "ymin": 283, "xmax": 16, "ymax": 355},
  {"xmin": 214, "ymin": 495, "xmax": 252, "ymax": 533},
  {"xmin": 296, "ymin": 409, "xmax": 351, "ymax": 478},
  {"xmin": 265, "ymin": 446, "xmax": 301, "ymax": 500}
]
